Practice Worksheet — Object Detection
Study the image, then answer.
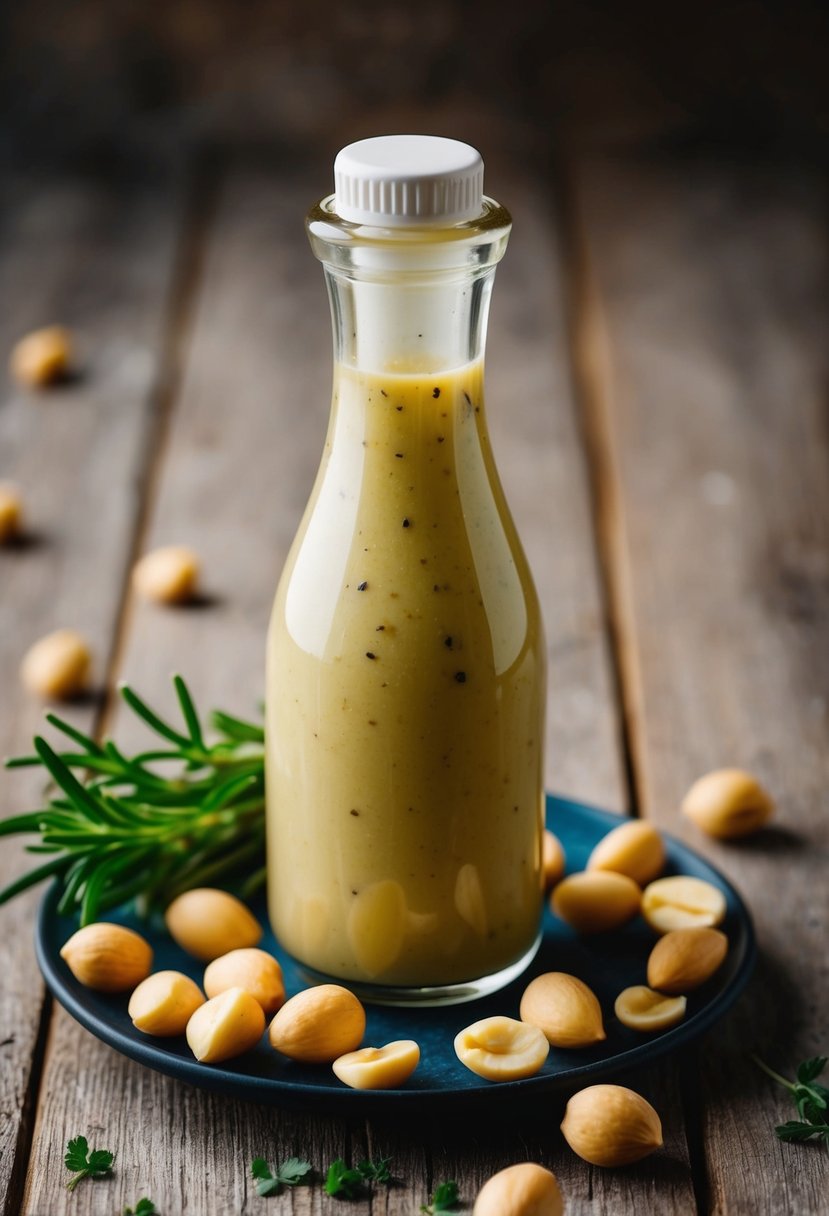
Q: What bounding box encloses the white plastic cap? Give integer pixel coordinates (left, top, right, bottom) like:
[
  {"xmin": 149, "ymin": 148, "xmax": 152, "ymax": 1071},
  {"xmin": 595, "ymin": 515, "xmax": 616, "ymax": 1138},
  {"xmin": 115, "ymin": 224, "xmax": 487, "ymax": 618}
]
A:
[{"xmin": 333, "ymin": 135, "xmax": 484, "ymax": 228}]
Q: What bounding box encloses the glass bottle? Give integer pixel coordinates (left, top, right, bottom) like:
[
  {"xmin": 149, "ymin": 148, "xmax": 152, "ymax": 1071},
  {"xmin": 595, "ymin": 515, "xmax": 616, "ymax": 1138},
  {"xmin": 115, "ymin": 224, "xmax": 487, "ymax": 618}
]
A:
[{"xmin": 266, "ymin": 136, "xmax": 546, "ymax": 1004}]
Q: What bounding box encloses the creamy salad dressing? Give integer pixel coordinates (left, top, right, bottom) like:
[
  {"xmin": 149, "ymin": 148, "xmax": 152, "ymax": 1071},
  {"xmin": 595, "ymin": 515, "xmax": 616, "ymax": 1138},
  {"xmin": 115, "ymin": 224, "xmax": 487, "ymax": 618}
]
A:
[{"xmin": 266, "ymin": 361, "xmax": 546, "ymax": 986}]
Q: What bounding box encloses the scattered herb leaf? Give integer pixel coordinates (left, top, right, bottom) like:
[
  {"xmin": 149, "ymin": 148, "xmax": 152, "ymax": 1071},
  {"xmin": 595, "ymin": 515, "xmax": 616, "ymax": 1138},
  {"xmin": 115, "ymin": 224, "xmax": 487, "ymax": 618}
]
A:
[
  {"xmin": 421, "ymin": 1179, "xmax": 460, "ymax": 1212},
  {"xmin": 753, "ymin": 1054, "xmax": 829, "ymax": 1145},
  {"xmin": 251, "ymin": 1156, "xmax": 313, "ymax": 1196},
  {"xmin": 124, "ymin": 1200, "xmax": 156, "ymax": 1216},
  {"xmin": 64, "ymin": 1134, "xmax": 114, "ymax": 1192},
  {"xmin": 775, "ymin": 1120, "xmax": 829, "ymax": 1143},
  {"xmin": 357, "ymin": 1156, "xmax": 393, "ymax": 1184},
  {"xmin": 325, "ymin": 1158, "xmax": 365, "ymax": 1199}
]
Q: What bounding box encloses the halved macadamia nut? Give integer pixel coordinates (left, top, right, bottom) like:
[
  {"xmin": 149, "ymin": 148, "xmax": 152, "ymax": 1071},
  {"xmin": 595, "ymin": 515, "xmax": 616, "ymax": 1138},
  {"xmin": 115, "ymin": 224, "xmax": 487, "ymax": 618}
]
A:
[
  {"xmin": 454, "ymin": 1015, "xmax": 549, "ymax": 1082},
  {"xmin": 185, "ymin": 986, "xmax": 265, "ymax": 1062},
  {"xmin": 641, "ymin": 876, "xmax": 726, "ymax": 935},
  {"xmin": 332, "ymin": 1039, "xmax": 420, "ymax": 1090},
  {"xmin": 129, "ymin": 970, "xmax": 205, "ymax": 1036},
  {"xmin": 614, "ymin": 985, "xmax": 687, "ymax": 1032}
]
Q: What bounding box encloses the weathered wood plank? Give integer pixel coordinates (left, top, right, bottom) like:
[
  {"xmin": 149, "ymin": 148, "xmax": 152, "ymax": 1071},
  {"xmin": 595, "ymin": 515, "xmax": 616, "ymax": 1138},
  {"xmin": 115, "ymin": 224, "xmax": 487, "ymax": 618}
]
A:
[
  {"xmin": 0, "ymin": 173, "xmax": 179, "ymax": 1215},
  {"xmin": 570, "ymin": 154, "xmax": 829, "ymax": 1215},
  {"xmin": 21, "ymin": 139, "xmax": 695, "ymax": 1214}
]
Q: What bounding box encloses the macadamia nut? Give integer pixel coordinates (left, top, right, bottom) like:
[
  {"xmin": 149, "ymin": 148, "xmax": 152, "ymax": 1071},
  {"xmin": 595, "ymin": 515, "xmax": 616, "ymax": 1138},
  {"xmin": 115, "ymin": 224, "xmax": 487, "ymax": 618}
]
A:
[
  {"xmin": 133, "ymin": 545, "xmax": 200, "ymax": 604},
  {"xmin": 21, "ymin": 629, "xmax": 91, "ymax": 699}
]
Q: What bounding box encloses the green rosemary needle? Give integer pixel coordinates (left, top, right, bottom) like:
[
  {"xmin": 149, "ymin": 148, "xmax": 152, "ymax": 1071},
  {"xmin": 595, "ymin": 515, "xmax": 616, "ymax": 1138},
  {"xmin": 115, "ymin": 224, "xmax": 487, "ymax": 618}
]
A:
[{"xmin": 0, "ymin": 675, "xmax": 266, "ymax": 924}]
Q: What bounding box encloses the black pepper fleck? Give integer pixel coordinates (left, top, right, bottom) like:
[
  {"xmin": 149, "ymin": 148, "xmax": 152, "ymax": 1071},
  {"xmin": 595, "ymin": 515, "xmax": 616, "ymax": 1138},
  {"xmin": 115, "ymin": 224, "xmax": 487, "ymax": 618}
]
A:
[
  {"xmin": 380, "ymin": 389, "xmax": 388, "ymax": 397},
  {"xmin": 402, "ymin": 518, "xmax": 411, "ymax": 528},
  {"xmin": 437, "ymin": 436, "xmax": 445, "ymax": 443},
  {"xmin": 376, "ymin": 624, "xmax": 385, "ymax": 631},
  {"xmin": 395, "ymin": 453, "xmax": 404, "ymax": 458},
  {"xmin": 357, "ymin": 581, "xmax": 368, "ymax": 591},
  {"xmin": 368, "ymin": 719, "xmax": 377, "ymax": 726},
  {"xmin": 432, "ymin": 387, "xmax": 441, "ymax": 398},
  {"xmin": 444, "ymin": 636, "xmax": 453, "ymax": 648},
  {"xmin": 396, "ymin": 405, "xmax": 403, "ymax": 412},
  {"xmin": 455, "ymin": 671, "xmax": 467, "ymax": 683},
  {"xmin": 350, "ymin": 809, "xmax": 360, "ymax": 816},
  {"xmin": 365, "ymin": 652, "xmax": 377, "ymax": 660},
  {"xmin": 463, "ymin": 391, "xmax": 472, "ymax": 406}
]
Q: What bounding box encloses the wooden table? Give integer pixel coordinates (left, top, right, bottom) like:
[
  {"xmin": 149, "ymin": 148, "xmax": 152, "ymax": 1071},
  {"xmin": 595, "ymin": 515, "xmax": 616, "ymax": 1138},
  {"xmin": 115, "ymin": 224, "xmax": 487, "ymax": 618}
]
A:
[{"xmin": 2, "ymin": 112, "xmax": 827, "ymax": 1214}]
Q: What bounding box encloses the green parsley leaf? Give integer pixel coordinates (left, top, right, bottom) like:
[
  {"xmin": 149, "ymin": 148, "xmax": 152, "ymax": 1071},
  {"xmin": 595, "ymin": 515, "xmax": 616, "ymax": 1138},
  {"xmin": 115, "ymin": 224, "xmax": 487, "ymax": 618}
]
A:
[
  {"xmin": 251, "ymin": 1157, "xmax": 279, "ymax": 1197},
  {"xmin": 123, "ymin": 1200, "xmax": 156, "ymax": 1216},
  {"xmin": 64, "ymin": 1136, "xmax": 90, "ymax": 1174},
  {"xmin": 754, "ymin": 1054, "xmax": 829, "ymax": 1145},
  {"xmin": 251, "ymin": 1156, "xmax": 313, "ymax": 1196},
  {"xmin": 775, "ymin": 1120, "xmax": 829, "ymax": 1142},
  {"xmin": 277, "ymin": 1157, "xmax": 313, "ymax": 1186},
  {"xmin": 64, "ymin": 1134, "xmax": 114, "ymax": 1192},
  {"xmin": 325, "ymin": 1158, "xmax": 365, "ymax": 1199},
  {"xmin": 421, "ymin": 1179, "xmax": 460, "ymax": 1212},
  {"xmin": 357, "ymin": 1156, "xmax": 393, "ymax": 1184},
  {"xmin": 797, "ymin": 1057, "xmax": 828, "ymax": 1085}
]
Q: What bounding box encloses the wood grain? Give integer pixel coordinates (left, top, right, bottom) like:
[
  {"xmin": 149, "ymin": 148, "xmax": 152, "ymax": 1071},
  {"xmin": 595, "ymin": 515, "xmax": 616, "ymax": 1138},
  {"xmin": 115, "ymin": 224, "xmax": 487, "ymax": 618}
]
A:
[
  {"xmin": 569, "ymin": 154, "xmax": 829, "ymax": 1215},
  {"xmin": 0, "ymin": 173, "xmax": 179, "ymax": 1216},
  {"xmin": 18, "ymin": 141, "xmax": 662, "ymax": 1214}
]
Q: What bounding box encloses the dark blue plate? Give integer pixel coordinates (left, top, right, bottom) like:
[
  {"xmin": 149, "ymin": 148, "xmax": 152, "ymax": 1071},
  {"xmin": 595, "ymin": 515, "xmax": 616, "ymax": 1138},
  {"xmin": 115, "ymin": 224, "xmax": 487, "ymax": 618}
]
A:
[{"xmin": 36, "ymin": 795, "xmax": 755, "ymax": 1110}]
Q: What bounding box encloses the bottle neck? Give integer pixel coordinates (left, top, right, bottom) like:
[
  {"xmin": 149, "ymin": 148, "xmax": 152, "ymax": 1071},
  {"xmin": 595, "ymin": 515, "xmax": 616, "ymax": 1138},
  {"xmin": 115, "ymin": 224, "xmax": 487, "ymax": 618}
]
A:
[
  {"xmin": 307, "ymin": 196, "xmax": 511, "ymax": 376},
  {"xmin": 323, "ymin": 265, "xmax": 496, "ymax": 373}
]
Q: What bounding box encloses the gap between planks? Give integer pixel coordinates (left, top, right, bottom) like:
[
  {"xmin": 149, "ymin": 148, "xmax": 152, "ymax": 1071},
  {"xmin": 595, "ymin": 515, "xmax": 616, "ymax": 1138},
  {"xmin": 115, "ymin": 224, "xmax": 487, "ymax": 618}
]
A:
[{"xmin": 550, "ymin": 148, "xmax": 645, "ymax": 822}]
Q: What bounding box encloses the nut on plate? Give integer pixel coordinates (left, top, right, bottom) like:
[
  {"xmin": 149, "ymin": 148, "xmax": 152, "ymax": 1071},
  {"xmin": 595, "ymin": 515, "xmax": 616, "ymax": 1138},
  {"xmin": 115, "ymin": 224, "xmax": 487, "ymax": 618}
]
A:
[
  {"xmin": 561, "ymin": 1083, "xmax": 663, "ymax": 1166},
  {"xmin": 60, "ymin": 922, "xmax": 153, "ymax": 992},
  {"xmin": 128, "ymin": 970, "xmax": 205, "ymax": 1036},
  {"xmin": 268, "ymin": 984, "xmax": 365, "ymax": 1063},
  {"xmin": 10, "ymin": 325, "xmax": 73, "ymax": 387},
  {"xmin": 641, "ymin": 875, "xmax": 726, "ymax": 934},
  {"xmin": 587, "ymin": 819, "xmax": 665, "ymax": 885},
  {"xmin": 614, "ymin": 985, "xmax": 687, "ymax": 1032},
  {"xmin": 552, "ymin": 870, "xmax": 641, "ymax": 934},
  {"xmin": 520, "ymin": 972, "xmax": 605, "ymax": 1048},
  {"xmin": 0, "ymin": 482, "xmax": 23, "ymax": 543},
  {"xmin": 133, "ymin": 545, "xmax": 201, "ymax": 605},
  {"xmin": 332, "ymin": 1039, "xmax": 420, "ymax": 1090},
  {"xmin": 20, "ymin": 628, "xmax": 91, "ymax": 699},
  {"xmin": 473, "ymin": 1163, "xmax": 564, "ymax": 1216},
  {"xmin": 164, "ymin": 888, "xmax": 262, "ymax": 961},
  {"xmin": 542, "ymin": 829, "xmax": 566, "ymax": 889},
  {"xmin": 682, "ymin": 768, "xmax": 774, "ymax": 839},
  {"xmin": 186, "ymin": 986, "xmax": 265, "ymax": 1062},
  {"xmin": 204, "ymin": 947, "xmax": 285, "ymax": 1015},
  {"xmin": 454, "ymin": 1015, "xmax": 549, "ymax": 1081},
  {"xmin": 647, "ymin": 927, "xmax": 728, "ymax": 993}
]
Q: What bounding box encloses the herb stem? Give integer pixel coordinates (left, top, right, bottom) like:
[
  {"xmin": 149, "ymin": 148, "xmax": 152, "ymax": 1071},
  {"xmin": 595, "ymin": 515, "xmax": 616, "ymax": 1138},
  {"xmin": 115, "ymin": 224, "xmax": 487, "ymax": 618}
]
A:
[{"xmin": 751, "ymin": 1054, "xmax": 796, "ymax": 1093}]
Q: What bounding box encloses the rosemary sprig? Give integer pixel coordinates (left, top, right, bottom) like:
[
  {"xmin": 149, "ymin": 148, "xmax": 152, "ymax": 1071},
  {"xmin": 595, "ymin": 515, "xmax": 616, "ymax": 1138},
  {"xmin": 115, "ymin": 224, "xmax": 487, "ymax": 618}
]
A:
[{"xmin": 1, "ymin": 676, "xmax": 266, "ymax": 923}]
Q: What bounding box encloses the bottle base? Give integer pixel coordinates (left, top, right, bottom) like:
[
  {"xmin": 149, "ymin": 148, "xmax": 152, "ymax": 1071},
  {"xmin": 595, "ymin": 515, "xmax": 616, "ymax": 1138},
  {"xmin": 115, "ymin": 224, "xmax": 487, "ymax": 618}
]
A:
[{"xmin": 294, "ymin": 931, "xmax": 542, "ymax": 1008}]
